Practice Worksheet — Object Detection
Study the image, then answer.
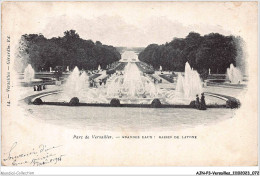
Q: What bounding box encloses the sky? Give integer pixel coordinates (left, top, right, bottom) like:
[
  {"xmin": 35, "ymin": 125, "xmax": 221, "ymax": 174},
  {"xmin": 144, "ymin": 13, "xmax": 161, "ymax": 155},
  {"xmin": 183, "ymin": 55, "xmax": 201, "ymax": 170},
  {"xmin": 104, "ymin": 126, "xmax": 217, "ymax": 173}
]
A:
[
  {"xmin": 4, "ymin": 2, "xmax": 257, "ymax": 47},
  {"xmin": 43, "ymin": 14, "xmax": 231, "ymax": 47}
]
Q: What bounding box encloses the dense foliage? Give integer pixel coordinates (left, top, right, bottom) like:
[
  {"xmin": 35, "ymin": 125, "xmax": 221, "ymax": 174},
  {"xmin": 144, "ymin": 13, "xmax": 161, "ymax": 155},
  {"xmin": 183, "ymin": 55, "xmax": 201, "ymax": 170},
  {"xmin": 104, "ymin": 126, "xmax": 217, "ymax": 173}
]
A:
[
  {"xmin": 16, "ymin": 30, "xmax": 121, "ymax": 72},
  {"xmin": 138, "ymin": 32, "xmax": 244, "ymax": 74}
]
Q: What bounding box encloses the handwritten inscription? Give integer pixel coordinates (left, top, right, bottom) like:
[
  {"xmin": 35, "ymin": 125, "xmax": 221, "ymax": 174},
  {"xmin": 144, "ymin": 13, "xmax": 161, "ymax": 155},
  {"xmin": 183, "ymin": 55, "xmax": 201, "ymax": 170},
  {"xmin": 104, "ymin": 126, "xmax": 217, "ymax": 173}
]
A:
[{"xmin": 3, "ymin": 142, "xmax": 65, "ymax": 166}]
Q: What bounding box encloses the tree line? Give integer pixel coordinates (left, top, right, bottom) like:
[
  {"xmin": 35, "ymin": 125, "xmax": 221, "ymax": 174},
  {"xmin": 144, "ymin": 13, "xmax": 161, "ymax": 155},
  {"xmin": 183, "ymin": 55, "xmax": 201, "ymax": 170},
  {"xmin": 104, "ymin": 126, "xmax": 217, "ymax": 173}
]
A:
[
  {"xmin": 138, "ymin": 32, "xmax": 245, "ymax": 75},
  {"xmin": 16, "ymin": 30, "xmax": 121, "ymax": 72}
]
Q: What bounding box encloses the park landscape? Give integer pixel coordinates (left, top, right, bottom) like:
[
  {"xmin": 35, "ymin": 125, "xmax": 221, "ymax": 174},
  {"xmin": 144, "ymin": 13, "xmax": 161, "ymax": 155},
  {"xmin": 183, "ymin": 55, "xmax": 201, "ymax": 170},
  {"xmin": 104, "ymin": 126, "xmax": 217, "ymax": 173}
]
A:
[{"xmin": 16, "ymin": 30, "xmax": 247, "ymax": 131}]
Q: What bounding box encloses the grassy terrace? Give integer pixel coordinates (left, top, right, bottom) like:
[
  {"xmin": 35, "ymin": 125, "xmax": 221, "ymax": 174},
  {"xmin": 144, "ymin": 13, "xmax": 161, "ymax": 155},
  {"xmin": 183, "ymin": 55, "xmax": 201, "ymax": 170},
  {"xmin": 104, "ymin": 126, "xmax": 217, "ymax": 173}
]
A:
[
  {"xmin": 159, "ymin": 74, "xmax": 175, "ymax": 83},
  {"xmin": 106, "ymin": 62, "xmax": 127, "ymax": 74},
  {"xmin": 135, "ymin": 62, "xmax": 154, "ymax": 74},
  {"xmin": 89, "ymin": 74, "xmax": 101, "ymax": 80}
]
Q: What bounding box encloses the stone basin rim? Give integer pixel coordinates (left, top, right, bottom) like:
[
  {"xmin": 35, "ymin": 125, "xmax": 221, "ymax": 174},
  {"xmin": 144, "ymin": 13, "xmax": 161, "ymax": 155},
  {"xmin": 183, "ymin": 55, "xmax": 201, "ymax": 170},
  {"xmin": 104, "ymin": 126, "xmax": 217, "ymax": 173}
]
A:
[{"xmin": 23, "ymin": 90, "xmax": 239, "ymax": 109}]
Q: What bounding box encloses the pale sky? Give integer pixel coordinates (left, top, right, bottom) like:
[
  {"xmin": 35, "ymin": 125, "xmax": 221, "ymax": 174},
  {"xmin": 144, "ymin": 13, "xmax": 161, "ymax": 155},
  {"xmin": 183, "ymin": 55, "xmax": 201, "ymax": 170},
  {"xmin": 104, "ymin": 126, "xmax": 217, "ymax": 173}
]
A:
[
  {"xmin": 4, "ymin": 2, "xmax": 257, "ymax": 47},
  {"xmin": 43, "ymin": 14, "xmax": 231, "ymax": 47}
]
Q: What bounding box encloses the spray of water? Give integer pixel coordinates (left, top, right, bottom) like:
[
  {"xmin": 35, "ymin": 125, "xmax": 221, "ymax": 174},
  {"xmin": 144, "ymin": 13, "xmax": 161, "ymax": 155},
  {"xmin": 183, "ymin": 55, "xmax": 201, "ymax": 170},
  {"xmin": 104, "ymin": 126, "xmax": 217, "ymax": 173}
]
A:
[
  {"xmin": 176, "ymin": 62, "xmax": 202, "ymax": 99},
  {"xmin": 227, "ymin": 64, "xmax": 242, "ymax": 84},
  {"xmin": 24, "ymin": 64, "xmax": 34, "ymax": 82},
  {"xmin": 62, "ymin": 67, "xmax": 89, "ymax": 99},
  {"xmin": 107, "ymin": 62, "xmax": 158, "ymax": 98},
  {"xmin": 23, "ymin": 64, "xmax": 35, "ymax": 82}
]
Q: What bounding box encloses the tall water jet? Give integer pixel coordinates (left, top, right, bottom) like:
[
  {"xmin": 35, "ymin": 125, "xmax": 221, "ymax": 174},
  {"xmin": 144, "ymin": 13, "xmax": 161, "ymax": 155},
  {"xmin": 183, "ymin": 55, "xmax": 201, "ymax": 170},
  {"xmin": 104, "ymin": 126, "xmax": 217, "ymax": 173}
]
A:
[
  {"xmin": 63, "ymin": 67, "xmax": 89, "ymax": 99},
  {"xmin": 23, "ymin": 64, "xmax": 35, "ymax": 82},
  {"xmin": 176, "ymin": 62, "xmax": 202, "ymax": 99},
  {"xmin": 176, "ymin": 73, "xmax": 184, "ymax": 93},
  {"xmin": 142, "ymin": 77, "xmax": 158, "ymax": 97},
  {"xmin": 106, "ymin": 77, "xmax": 121, "ymax": 97},
  {"xmin": 63, "ymin": 67, "xmax": 80, "ymax": 94},
  {"xmin": 122, "ymin": 63, "xmax": 145, "ymax": 97},
  {"xmin": 98, "ymin": 65, "xmax": 101, "ymax": 71},
  {"xmin": 79, "ymin": 71, "xmax": 89, "ymax": 86},
  {"xmin": 227, "ymin": 64, "xmax": 242, "ymax": 84}
]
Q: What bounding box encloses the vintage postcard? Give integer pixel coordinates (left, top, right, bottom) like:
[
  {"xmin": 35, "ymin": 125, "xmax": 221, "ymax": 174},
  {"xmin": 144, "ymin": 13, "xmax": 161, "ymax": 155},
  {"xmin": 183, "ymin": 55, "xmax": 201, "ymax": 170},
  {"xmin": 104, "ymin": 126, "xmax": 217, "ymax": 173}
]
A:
[{"xmin": 1, "ymin": 1, "xmax": 258, "ymax": 167}]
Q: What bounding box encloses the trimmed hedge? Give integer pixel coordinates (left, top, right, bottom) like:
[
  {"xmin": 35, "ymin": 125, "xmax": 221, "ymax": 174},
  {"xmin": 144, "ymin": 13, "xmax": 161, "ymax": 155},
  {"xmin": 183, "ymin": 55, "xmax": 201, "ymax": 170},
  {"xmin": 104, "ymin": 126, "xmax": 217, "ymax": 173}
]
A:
[
  {"xmin": 110, "ymin": 98, "xmax": 121, "ymax": 107},
  {"xmin": 135, "ymin": 62, "xmax": 155, "ymax": 74},
  {"xmin": 106, "ymin": 62, "xmax": 127, "ymax": 75},
  {"xmin": 226, "ymin": 99, "xmax": 240, "ymax": 109},
  {"xmin": 189, "ymin": 100, "xmax": 196, "ymax": 108},
  {"xmin": 33, "ymin": 98, "xmax": 43, "ymax": 105},
  {"xmin": 151, "ymin": 99, "xmax": 162, "ymax": 108},
  {"xmin": 159, "ymin": 74, "xmax": 175, "ymax": 83},
  {"xmin": 69, "ymin": 97, "xmax": 80, "ymax": 106}
]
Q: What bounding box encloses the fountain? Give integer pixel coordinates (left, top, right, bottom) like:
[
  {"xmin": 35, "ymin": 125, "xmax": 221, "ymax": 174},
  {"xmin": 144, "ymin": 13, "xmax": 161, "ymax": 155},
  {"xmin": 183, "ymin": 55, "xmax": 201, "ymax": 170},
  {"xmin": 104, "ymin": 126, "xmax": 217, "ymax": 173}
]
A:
[
  {"xmin": 21, "ymin": 64, "xmax": 43, "ymax": 86},
  {"xmin": 176, "ymin": 73, "xmax": 184, "ymax": 93},
  {"xmin": 106, "ymin": 62, "xmax": 158, "ymax": 99},
  {"xmin": 23, "ymin": 64, "xmax": 35, "ymax": 82},
  {"xmin": 34, "ymin": 51, "xmax": 240, "ymax": 109},
  {"xmin": 98, "ymin": 65, "xmax": 101, "ymax": 71},
  {"xmin": 176, "ymin": 62, "xmax": 202, "ymax": 99},
  {"xmin": 122, "ymin": 63, "xmax": 145, "ymax": 97},
  {"xmin": 58, "ymin": 58, "xmax": 201, "ymax": 105},
  {"xmin": 62, "ymin": 67, "xmax": 89, "ymax": 99},
  {"xmin": 227, "ymin": 64, "xmax": 242, "ymax": 84}
]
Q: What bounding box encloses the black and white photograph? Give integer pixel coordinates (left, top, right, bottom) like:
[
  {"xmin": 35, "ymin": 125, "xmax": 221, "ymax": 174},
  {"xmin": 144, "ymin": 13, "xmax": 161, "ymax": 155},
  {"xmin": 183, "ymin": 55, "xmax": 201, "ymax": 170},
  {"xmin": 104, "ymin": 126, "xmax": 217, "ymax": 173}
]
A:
[{"xmin": 1, "ymin": 1, "xmax": 258, "ymax": 171}]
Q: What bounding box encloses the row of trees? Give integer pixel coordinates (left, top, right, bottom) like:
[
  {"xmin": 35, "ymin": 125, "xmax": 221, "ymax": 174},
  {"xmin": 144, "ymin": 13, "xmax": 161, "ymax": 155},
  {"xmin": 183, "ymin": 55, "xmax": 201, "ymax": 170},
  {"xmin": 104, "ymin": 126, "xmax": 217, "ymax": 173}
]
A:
[
  {"xmin": 138, "ymin": 32, "xmax": 245, "ymax": 74},
  {"xmin": 16, "ymin": 30, "xmax": 121, "ymax": 72}
]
